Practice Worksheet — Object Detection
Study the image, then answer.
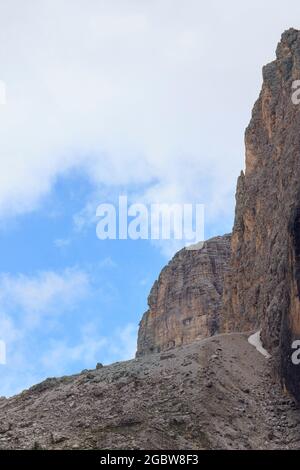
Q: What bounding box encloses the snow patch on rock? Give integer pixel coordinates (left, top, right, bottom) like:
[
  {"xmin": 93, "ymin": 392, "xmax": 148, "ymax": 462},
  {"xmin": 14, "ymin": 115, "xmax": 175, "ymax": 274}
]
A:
[{"xmin": 248, "ymin": 331, "xmax": 271, "ymax": 359}]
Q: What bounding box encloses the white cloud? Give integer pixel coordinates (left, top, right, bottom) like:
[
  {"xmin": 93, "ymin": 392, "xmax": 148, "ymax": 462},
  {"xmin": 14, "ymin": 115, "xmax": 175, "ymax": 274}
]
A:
[
  {"xmin": 54, "ymin": 238, "xmax": 71, "ymax": 248},
  {"xmin": 105, "ymin": 323, "xmax": 138, "ymax": 361},
  {"xmin": 98, "ymin": 257, "xmax": 117, "ymax": 269},
  {"xmin": 0, "ymin": 267, "xmax": 137, "ymax": 396},
  {"xmin": 0, "ymin": 268, "xmax": 90, "ymax": 327},
  {"xmin": 0, "ymin": 312, "xmax": 21, "ymax": 344},
  {"xmin": 73, "ymin": 199, "xmax": 99, "ymax": 232},
  {"xmin": 0, "ymin": 267, "xmax": 90, "ymax": 395},
  {"xmin": 41, "ymin": 322, "xmax": 137, "ymax": 376},
  {"xmin": 1, "ymin": 0, "xmax": 298, "ymax": 224}
]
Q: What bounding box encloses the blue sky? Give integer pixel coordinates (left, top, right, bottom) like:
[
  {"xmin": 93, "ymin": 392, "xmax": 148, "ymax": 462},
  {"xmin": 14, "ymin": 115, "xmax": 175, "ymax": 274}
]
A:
[
  {"xmin": 0, "ymin": 167, "xmax": 234, "ymax": 397},
  {"xmin": 1, "ymin": 0, "xmax": 300, "ymax": 396},
  {"xmin": 0, "ymin": 173, "xmax": 169, "ymax": 396}
]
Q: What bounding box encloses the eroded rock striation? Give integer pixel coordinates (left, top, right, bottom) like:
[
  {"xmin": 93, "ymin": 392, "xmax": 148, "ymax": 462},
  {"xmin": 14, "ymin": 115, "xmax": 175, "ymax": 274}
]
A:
[
  {"xmin": 221, "ymin": 28, "xmax": 300, "ymax": 400},
  {"xmin": 136, "ymin": 235, "xmax": 231, "ymax": 356}
]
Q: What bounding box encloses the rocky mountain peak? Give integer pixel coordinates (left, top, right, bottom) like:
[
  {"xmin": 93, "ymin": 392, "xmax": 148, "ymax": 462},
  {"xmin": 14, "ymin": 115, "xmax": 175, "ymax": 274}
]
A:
[{"xmin": 136, "ymin": 234, "xmax": 231, "ymax": 357}]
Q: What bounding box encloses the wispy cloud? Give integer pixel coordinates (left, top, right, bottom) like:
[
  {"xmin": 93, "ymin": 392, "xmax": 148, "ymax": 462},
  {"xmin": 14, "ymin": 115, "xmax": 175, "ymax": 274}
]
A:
[
  {"xmin": 0, "ymin": 0, "xmax": 280, "ymax": 224},
  {"xmin": 0, "ymin": 268, "xmax": 90, "ymax": 326},
  {"xmin": 41, "ymin": 322, "xmax": 137, "ymax": 375},
  {"xmin": 54, "ymin": 238, "xmax": 71, "ymax": 249},
  {"xmin": 98, "ymin": 257, "xmax": 117, "ymax": 269},
  {"xmin": 0, "ymin": 267, "xmax": 91, "ymax": 394},
  {"xmin": 0, "ymin": 266, "xmax": 137, "ymax": 396}
]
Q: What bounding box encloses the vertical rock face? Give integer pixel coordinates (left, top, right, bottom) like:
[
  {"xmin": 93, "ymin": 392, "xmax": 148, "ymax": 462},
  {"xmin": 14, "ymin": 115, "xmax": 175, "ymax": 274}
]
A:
[
  {"xmin": 136, "ymin": 235, "xmax": 231, "ymax": 356},
  {"xmin": 136, "ymin": 28, "xmax": 300, "ymax": 401},
  {"xmin": 222, "ymin": 28, "xmax": 300, "ymax": 399}
]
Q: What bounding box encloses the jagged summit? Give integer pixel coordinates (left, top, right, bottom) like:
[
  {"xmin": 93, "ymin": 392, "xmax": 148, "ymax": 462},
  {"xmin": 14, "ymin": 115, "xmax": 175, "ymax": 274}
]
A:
[
  {"xmin": 221, "ymin": 27, "xmax": 300, "ymax": 400},
  {"xmin": 136, "ymin": 234, "xmax": 231, "ymax": 357},
  {"xmin": 276, "ymin": 28, "xmax": 300, "ymax": 59}
]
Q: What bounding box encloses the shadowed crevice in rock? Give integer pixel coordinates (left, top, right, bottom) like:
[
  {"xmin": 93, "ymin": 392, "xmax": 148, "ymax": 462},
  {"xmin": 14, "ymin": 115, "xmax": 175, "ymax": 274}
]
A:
[{"xmin": 290, "ymin": 206, "xmax": 300, "ymax": 298}]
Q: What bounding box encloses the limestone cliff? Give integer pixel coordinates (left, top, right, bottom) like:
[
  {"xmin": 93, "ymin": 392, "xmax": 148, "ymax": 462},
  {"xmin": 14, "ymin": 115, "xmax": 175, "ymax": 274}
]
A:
[
  {"xmin": 137, "ymin": 28, "xmax": 300, "ymax": 402},
  {"xmin": 136, "ymin": 235, "xmax": 231, "ymax": 356},
  {"xmin": 221, "ymin": 28, "xmax": 300, "ymax": 400}
]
